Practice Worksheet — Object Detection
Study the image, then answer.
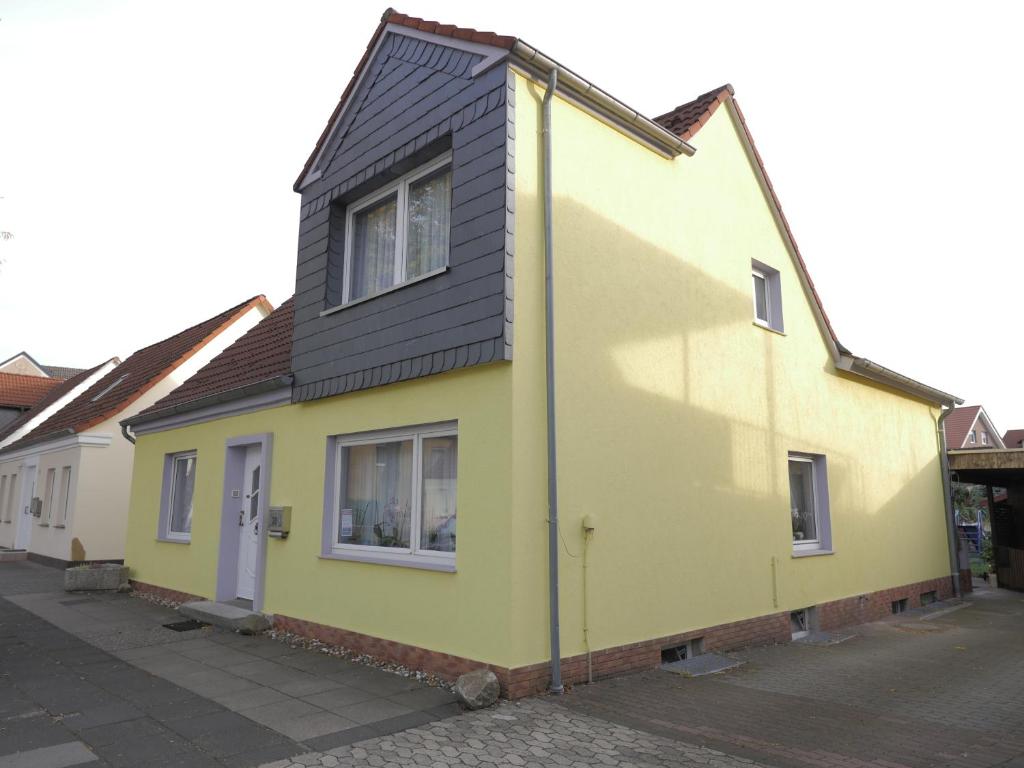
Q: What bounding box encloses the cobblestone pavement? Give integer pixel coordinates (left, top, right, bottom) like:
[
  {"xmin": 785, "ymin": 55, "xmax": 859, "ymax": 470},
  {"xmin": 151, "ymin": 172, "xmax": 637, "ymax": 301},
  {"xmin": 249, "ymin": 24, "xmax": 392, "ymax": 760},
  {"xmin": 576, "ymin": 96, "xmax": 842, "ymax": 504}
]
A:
[
  {"xmin": 560, "ymin": 584, "xmax": 1024, "ymax": 768},
  {"xmin": 259, "ymin": 698, "xmax": 770, "ymax": 768}
]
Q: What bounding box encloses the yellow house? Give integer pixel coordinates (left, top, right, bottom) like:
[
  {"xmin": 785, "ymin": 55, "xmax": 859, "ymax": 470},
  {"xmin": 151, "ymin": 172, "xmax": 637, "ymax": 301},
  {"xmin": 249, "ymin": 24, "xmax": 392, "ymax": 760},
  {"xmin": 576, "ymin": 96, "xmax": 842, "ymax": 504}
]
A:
[{"xmin": 122, "ymin": 10, "xmax": 961, "ymax": 697}]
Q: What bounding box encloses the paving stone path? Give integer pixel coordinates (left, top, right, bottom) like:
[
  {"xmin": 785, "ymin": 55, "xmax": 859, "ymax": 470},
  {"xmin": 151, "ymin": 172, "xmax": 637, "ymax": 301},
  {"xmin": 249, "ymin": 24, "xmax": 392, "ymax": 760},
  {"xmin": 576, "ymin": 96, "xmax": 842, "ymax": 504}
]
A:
[{"xmin": 259, "ymin": 699, "xmax": 768, "ymax": 768}]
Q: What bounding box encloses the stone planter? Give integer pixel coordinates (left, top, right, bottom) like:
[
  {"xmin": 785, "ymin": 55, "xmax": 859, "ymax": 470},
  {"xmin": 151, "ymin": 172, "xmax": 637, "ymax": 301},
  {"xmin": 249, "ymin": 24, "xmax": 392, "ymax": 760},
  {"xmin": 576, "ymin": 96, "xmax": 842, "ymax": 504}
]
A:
[{"xmin": 64, "ymin": 563, "xmax": 129, "ymax": 592}]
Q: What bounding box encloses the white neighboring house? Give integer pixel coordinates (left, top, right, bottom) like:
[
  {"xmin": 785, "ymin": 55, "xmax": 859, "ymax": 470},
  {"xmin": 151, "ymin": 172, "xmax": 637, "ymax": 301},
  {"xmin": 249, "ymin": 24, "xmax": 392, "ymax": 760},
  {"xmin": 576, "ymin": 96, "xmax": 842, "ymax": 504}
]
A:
[{"xmin": 0, "ymin": 296, "xmax": 272, "ymax": 566}]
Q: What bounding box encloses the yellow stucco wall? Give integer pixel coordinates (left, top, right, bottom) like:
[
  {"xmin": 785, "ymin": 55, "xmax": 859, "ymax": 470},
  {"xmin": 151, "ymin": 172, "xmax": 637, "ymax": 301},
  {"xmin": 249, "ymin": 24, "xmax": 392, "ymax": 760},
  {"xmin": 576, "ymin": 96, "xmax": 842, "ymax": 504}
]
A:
[
  {"xmin": 507, "ymin": 72, "xmax": 949, "ymax": 668},
  {"xmin": 125, "ymin": 364, "xmax": 516, "ymax": 666},
  {"xmin": 125, "ymin": 71, "xmax": 949, "ymax": 675}
]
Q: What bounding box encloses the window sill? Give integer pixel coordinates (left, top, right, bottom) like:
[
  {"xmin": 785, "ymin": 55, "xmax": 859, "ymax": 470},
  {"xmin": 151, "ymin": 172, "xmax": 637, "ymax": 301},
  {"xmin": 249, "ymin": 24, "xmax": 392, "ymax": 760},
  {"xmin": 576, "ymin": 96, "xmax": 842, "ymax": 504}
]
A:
[
  {"xmin": 38, "ymin": 522, "xmax": 49, "ymax": 527},
  {"xmin": 753, "ymin": 320, "xmax": 786, "ymax": 336},
  {"xmin": 320, "ymin": 266, "xmax": 449, "ymax": 317},
  {"xmin": 156, "ymin": 537, "xmax": 191, "ymax": 545},
  {"xmin": 320, "ymin": 550, "xmax": 456, "ymax": 573},
  {"xmin": 791, "ymin": 548, "xmax": 833, "ymax": 558},
  {"xmin": 53, "ymin": 524, "xmax": 66, "ymax": 529},
  {"xmin": 1, "ymin": 520, "xmax": 10, "ymax": 524}
]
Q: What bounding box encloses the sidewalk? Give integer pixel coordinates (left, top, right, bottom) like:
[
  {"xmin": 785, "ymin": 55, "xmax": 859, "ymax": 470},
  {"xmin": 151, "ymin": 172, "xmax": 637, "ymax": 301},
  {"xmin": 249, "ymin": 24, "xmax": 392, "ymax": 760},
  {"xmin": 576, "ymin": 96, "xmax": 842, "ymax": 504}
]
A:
[{"xmin": 0, "ymin": 561, "xmax": 458, "ymax": 766}]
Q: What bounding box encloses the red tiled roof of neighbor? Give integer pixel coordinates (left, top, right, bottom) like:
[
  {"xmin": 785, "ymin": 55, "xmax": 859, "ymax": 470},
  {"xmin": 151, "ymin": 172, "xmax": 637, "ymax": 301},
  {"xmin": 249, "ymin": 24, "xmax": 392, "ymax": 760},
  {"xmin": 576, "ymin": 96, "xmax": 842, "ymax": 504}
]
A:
[
  {"xmin": 0, "ymin": 373, "xmax": 62, "ymax": 409},
  {"xmin": 294, "ymin": 8, "xmax": 516, "ymax": 191},
  {"xmin": 654, "ymin": 85, "xmax": 735, "ymax": 141},
  {"xmin": 1, "ymin": 296, "xmax": 271, "ymax": 452},
  {"xmin": 1002, "ymin": 429, "xmax": 1024, "ymax": 449},
  {"xmin": 944, "ymin": 405, "xmax": 982, "ymax": 449},
  {"xmin": 0, "ymin": 360, "xmax": 119, "ymax": 444},
  {"xmin": 138, "ymin": 297, "xmax": 294, "ymax": 417}
]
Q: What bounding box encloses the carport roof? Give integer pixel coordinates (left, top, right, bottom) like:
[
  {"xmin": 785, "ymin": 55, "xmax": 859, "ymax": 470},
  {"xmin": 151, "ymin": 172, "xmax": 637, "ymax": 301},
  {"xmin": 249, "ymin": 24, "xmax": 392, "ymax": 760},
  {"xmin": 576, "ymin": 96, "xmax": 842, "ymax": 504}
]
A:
[{"xmin": 948, "ymin": 448, "xmax": 1024, "ymax": 485}]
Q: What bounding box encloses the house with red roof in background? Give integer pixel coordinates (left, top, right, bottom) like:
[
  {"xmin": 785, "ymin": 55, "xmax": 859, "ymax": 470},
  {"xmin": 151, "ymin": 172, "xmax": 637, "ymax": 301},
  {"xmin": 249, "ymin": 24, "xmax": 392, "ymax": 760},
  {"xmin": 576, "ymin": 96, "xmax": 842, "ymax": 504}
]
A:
[
  {"xmin": 0, "ymin": 296, "xmax": 271, "ymax": 567},
  {"xmin": 943, "ymin": 405, "xmax": 1005, "ymax": 450},
  {"xmin": 0, "ymin": 352, "xmax": 89, "ymax": 429}
]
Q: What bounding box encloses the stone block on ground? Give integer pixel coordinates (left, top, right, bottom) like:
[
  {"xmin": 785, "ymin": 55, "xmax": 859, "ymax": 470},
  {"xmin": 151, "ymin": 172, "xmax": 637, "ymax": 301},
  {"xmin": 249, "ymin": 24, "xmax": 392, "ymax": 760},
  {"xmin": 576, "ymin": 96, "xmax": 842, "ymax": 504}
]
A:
[
  {"xmin": 64, "ymin": 563, "xmax": 129, "ymax": 592},
  {"xmin": 179, "ymin": 600, "xmax": 270, "ymax": 634},
  {"xmin": 455, "ymin": 668, "xmax": 500, "ymax": 709}
]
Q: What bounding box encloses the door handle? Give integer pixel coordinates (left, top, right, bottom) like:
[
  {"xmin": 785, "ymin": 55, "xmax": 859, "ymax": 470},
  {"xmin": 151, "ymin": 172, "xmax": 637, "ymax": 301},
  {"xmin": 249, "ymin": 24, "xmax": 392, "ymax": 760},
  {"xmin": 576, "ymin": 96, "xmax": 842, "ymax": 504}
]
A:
[{"xmin": 238, "ymin": 510, "xmax": 244, "ymax": 527}]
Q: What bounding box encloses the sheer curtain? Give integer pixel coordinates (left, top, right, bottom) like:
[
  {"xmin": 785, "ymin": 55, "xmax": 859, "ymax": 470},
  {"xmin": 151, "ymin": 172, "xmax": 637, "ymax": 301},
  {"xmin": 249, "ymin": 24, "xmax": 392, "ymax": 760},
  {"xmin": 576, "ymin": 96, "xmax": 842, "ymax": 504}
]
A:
[
  {"xmin": 406, "ymin": 169, "xmax": 451, "ymax": 280},
  {"xmin": 789, "ymin": 461, "xmax": 816, "ymax": 542},
  {"xmin": 340, "ymin": 441, "xmax": 413, "ymax": 548},
  {"xmin": 351, "ymin": 195, "xmax": 397, "ymax": 301},
  {"xmin": 171, "ymin": 456, "xmax": 195, "ymax": 534},
  {"xmin": 420, "ymin": 436, "xmax": 457, "ymax": 552}
]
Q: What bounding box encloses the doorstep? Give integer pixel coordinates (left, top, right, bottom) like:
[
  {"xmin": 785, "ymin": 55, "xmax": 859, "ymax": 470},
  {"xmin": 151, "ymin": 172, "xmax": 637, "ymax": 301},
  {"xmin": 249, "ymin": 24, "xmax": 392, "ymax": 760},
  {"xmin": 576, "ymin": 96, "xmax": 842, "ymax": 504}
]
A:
[{"xmin": 179, "ymin": 600, "xmax": 272, "ymax": 634}]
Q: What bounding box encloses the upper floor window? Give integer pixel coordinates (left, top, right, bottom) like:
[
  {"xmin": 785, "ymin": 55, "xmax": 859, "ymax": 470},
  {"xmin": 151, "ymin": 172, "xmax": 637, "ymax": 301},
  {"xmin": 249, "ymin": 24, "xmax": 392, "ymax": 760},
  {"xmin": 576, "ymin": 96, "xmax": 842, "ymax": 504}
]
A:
[
  {"xmin": 981, "ymin": 431, "xmax": 989, "ymax": 445},
  {"xmin": 969, "ymin": 430, "xmax": 977, "ymax": 444},
  {"xmin": 343, "ymin": 153, "xmax": 453, "ymax": 305},
  {"xmin": 751, "ymin": 260, "xmax": 784, "ymax": 332}
]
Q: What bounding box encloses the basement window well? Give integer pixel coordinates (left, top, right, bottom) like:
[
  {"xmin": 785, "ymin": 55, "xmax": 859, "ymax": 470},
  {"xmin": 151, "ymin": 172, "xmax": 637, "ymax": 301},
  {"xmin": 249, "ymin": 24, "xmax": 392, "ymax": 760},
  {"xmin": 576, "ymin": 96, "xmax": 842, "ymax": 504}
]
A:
[
  {"xmin": 660, "ymin": 637, "xmax": 704, "ymax": 664},
  {"xmin": 790, "ymin": 607, "xmax": 816, "ymax": 640}
]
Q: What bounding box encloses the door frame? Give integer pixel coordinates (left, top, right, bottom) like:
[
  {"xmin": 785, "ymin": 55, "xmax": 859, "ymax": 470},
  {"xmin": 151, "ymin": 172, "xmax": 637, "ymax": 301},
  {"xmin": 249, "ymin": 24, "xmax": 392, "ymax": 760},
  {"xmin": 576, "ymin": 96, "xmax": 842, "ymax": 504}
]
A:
[
  {"xmin": 13, "ymin": 461, "xmax": 38, "ymax": 551},
  {"xmin": 216, "ymin": 433, "xmax": 272, "ymax": 611}
]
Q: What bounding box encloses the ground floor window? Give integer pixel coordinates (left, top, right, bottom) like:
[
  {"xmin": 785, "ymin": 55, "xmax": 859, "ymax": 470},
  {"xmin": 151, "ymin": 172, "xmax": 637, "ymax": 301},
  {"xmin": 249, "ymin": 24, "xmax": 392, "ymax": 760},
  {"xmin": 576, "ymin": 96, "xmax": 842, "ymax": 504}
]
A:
[
  {"xmin": 331, "ymin": 422, "xmax": 457, "ymax": 569},
  {"xmin": 160, "ymin": 451, "xmax": 196, "ymax": 542},
  {"xmin": 788, "ymin": 452, "xmax": 832, "ymax": 554}
]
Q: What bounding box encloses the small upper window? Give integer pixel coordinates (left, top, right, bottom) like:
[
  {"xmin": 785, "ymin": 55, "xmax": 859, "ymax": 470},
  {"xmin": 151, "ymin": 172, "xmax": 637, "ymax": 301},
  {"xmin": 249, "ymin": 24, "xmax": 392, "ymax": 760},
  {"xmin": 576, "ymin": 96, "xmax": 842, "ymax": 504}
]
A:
[
  {"xmin": 969, "ymin": 430, "xmax": 977, "ymax": 444},
  {"xmin": 981, "ymin": 431, "xmax": 989, "ymax": 445},
  {"xmin": 751, "ymin": 260, "xmax": 783, "ymax": 332},
  {"xmin": 343, "ymin": 153, "xmax": 452, "ymax": 305}
]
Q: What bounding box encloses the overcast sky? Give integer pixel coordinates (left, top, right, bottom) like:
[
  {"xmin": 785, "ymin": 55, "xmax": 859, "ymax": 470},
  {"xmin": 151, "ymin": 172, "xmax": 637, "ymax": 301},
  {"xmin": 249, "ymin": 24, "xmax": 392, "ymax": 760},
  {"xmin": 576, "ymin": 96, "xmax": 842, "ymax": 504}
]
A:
[{"xmin": 1, "ymin": 2, "xmax": 1021, "ymax": 427}]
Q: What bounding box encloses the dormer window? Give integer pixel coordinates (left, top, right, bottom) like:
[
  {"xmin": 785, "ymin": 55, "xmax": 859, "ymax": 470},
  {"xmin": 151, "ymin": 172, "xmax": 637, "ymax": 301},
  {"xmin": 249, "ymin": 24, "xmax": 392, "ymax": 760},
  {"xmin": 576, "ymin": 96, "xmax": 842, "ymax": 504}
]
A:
[{"xmin": 342, "ymin": 153, "xmax": 453, "ymax": 305}]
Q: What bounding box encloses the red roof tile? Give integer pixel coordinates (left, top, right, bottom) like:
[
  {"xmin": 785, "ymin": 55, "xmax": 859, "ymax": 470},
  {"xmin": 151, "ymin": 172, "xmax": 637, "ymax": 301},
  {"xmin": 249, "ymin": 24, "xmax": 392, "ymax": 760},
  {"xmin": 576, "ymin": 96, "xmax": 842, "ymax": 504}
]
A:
[
  {"xmin": 0, "ymin": 360, "xmax": 118, "ymax": 443},
  {"xmin": 654, "ymin": 85, "xmax": 734, "ymax": 141},
  {"xmin": 0, "ymin": 373, "xmax": 62, "ymax": 409},
  {"xmin": 1, "ymin": 296, "xmax": 271, "ymax": 451},
  {"xmin": 1003, "ymin": 429, "xmax": 1024, "ymax": 449},
  {"xmin": 944, "ymin": 405, "xmax": 982, "ymax": 449},
  {"xmin": 294, "ymin": 8, "xmax": 516, "ymax": 191},
  {"xmin": 137, "ymin": 297, "xmax": 294, "ymax": 417}
]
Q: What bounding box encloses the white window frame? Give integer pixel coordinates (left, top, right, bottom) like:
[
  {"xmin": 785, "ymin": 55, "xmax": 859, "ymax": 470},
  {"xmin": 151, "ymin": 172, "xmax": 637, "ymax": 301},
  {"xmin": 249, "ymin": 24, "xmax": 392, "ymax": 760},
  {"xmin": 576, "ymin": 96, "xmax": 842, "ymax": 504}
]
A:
[
  {"xmin": 341, "ymin": 152, "xmax": 453, "ymax": 306},
  {"xmin": 160, "ymin": 451, "xmax": 197, "ymax": 543},
  {"xmin": 969, "ymin": 430, "xmax": 977, "ymax": 444},
  {"xmin": 981, "ymin": 431, "xmax": 989, "ymax": 445},
  {"xmin": 328, "ymin": 422, "xmax": 457, "ymax": 571},
  {"xmin": 751, "ymin": 259, "xmax": 784, "ymax": 332},
  {"xmin": 788, "ymin": 452, "xmax": 832, "ymax": 556},
  {"xmin": 5, "ymin": 474, "xmax": 16, "ymax": 524},
  {"xmin": 42, "ymin": 467, "xmax": 56, "ymax": 526},
  {"xmin": 58, "ymin": 466, "xmax": 73, "ymax": 527}
]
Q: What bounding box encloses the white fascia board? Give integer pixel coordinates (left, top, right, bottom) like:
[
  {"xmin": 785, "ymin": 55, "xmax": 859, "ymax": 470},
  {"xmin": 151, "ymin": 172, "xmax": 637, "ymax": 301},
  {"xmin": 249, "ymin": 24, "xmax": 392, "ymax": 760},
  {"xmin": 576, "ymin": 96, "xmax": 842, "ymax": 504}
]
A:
[
  {"xmin": 297, "ymin": 24, "xmax": 509, "ymax": 192},
  {"xmin": 0, "ymin": 433, "xmax": 112, "ymax": 464},
  {"xmin": 0, "ymin": 360, "xmax": 118, "ymax": 450}
]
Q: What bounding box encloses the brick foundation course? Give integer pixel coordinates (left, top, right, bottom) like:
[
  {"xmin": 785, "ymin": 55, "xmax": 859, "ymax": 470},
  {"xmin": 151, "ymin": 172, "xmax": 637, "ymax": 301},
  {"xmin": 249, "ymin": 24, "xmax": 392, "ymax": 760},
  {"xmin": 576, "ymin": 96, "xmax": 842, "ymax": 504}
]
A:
[{"xmin": 270, "ymin": 574, "xmax": 955, "ymax": 700}]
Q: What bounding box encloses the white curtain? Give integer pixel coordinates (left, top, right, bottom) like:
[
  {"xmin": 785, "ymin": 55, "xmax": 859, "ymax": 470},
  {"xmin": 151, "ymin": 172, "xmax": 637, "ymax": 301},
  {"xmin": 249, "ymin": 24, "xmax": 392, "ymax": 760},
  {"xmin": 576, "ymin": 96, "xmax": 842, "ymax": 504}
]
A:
[
  {"xmin": 340, "ymin": 440, "xmax": 413, "ymax": 548},
  {"xmin": 420, "ymin": 436, "xmax": 457, "ymax": 552},
  {"xmin": 789, "ymin": 461, "xmax": 816, "ymax": 542},
  {"xmin": 406, "ymin": 169, "xmax": 451, "ymax": 280},
  {"xmin": 351, "ymin": 195, "xmax": 397, "ymax": 300},
  {"xmin": 170, "ymin": 456, "xmax": 195, "ymax": 534}
]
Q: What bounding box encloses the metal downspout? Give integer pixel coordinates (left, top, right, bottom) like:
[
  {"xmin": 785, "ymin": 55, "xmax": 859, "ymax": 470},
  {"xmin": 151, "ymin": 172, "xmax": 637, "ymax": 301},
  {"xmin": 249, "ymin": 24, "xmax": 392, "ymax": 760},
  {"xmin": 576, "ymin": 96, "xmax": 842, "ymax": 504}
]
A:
[
  {"xmin": 120, "ymin": 423, "xmax": 136, "ymax": 445},
  {"xmin": 543, "ymin": 68, "xmax": 563, "ymax": 694},
  {"xmin": 938, "ymin": 406, "xmax": 961, "ymax": 599}
]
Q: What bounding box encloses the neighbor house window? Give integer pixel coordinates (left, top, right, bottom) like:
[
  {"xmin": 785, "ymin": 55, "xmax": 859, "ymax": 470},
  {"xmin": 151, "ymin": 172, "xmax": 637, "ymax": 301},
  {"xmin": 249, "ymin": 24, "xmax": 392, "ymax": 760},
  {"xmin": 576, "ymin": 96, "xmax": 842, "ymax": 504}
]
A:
[
  {"xmin": 981, "ymin": 431, "xmax": 989, "ymax": 445},
  {"xmin": 751, "ymin": 260, "xmax": 783, "ymax": 332},
  {"xmin": 342, "ymin": 153, "xmax": 452, "ymax": 304},
  {"xmin": 330, "ymin": 422, "xmax": 457, "ymax": 569},
  {"xmin": 42, "ymin": 468, "xmax": 56, "ymax": 525},
  {"xmin": 160, "ymin": 451, "xmax": 196, "ymax": 542},
  {"xmin": 969, "ymin": 430, "xmax": 977, "ymax": 444},
  {"xmin": 58, "ymin": 467, "xmax": 72, "ymax": 526},
  {"xmin": 5, "ymin": 475, "xmax": 15, "ymax": 523},
  {"xmin": 0, "ymin": 476, "xmax": 7, "ymax": 523},
  {"xmin": 788, "ymin": 452, "xmax": 832, "ymax": 554}
]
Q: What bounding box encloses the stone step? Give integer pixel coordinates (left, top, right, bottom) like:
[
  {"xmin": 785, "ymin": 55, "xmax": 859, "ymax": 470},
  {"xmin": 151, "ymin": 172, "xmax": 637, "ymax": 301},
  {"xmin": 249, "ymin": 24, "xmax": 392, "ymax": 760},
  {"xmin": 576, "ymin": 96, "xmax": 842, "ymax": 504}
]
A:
[
  {"xmin": 0, "ymin": 549, "xmax": 28, "ymax": 562},
  {"xmin": 178, "ymin": 600, "xmax": 271, "ymax": 635}
]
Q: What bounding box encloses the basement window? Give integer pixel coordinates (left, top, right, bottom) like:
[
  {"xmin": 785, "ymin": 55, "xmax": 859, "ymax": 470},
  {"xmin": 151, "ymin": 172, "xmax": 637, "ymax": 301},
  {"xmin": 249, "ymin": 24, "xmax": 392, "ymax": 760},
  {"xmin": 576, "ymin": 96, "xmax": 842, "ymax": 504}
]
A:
[
  {"xmin": 790, "ymin": 607, "xmax": 815, "ymax": 640},
  {"xmin": 891, "ymin": 598, "xmax": 908, "ymax": 614},
  {"xmin": 660, "ymin": 637, "xmax": 704, "ymax": 664},
  {"xmin": 920, "ymin": 590, "xmax": 937, "ymax": 606}
]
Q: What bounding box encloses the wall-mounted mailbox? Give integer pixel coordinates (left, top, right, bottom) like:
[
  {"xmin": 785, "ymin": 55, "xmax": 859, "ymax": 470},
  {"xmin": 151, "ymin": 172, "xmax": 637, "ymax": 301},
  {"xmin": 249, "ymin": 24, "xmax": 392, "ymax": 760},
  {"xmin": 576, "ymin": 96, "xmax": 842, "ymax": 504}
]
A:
[{"xmin": 268, "ymin": 506, "xmax": 291, "ymax": 539}]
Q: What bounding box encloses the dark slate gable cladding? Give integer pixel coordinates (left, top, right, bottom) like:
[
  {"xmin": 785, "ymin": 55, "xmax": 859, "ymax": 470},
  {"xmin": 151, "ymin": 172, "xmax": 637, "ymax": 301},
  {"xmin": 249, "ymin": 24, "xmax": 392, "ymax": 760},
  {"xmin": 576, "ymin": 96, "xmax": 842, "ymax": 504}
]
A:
[{"xmin": 291, "ymin": 31, "xmax": 513, "ymax": 403}]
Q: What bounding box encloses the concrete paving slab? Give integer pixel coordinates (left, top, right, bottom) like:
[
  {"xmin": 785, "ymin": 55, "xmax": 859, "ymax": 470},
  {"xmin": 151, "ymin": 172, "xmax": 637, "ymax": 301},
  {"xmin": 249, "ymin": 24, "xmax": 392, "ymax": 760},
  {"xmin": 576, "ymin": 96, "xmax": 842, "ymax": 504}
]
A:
[
  {"xmin": 300, "ymin": 686, "xmax": 377, "ymax": 713},
  {"xmin": 330, "ymin": 698, "xmax": 415, "ymax": 726},
  {"xmin": 0, "ymin": 741, "xmax": 97, "ymax": 768}
]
